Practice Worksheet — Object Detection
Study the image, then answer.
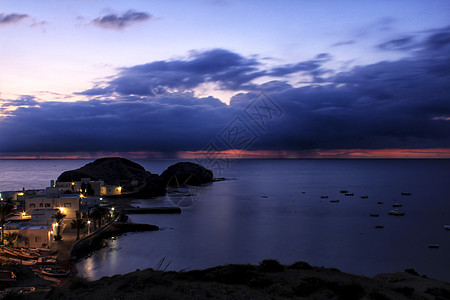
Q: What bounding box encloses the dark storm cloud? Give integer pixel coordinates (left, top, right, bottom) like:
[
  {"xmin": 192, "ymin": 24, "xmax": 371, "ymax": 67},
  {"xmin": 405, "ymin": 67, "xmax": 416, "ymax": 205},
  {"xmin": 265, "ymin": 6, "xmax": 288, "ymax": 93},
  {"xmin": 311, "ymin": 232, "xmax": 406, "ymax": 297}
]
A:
[
  {"xmin": 0, "ymin": 95, "xmax": 232, "ymax": 153},
  {"xmin": 0, "ymin": 13, "xmax": 28, "ymax": 25},
  {"xmin": 92, "ymin": 10, "xmax": 152, "ymax": 30},
  {"xmin": 378, "ymin": 36, "xmax": 416, "ymax": 51},
  {"xmin": 1, "ymin": 95, "xmax": 39, "ymax": 107},
  {"xmin": 78, "ymin": 49, "xmax": 264, "ymax": 96},
  {"xmin": 1, "ymin": 25, "xmax": 449, "ymax": 154},
  {"xmin": 378, "ymin": 25, "xmax": 450, "ymax": 53}
]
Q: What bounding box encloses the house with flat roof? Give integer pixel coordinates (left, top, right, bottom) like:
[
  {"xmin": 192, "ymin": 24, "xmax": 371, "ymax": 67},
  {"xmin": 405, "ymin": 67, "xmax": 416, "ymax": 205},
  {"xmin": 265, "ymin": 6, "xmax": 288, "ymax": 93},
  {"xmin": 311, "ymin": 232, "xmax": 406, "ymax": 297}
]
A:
[{"xmin": 25, "ymin": 195, "xmax": 81, "ymax": 219}]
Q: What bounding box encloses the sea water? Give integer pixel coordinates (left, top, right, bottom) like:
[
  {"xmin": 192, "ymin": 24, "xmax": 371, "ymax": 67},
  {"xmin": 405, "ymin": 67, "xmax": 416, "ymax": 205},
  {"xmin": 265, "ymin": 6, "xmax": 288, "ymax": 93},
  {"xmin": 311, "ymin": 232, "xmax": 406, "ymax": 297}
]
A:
[{"xmin": 1, "ymin": 159, "xmax": 449, "ymax": 281}]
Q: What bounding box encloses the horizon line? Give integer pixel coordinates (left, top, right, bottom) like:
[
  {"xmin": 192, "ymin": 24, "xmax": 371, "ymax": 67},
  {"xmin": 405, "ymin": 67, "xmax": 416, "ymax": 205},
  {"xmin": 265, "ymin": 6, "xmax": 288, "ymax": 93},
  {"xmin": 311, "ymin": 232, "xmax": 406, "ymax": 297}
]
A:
[{"xmin": 0, "ymin": 148, "xmax": 449, "ymax": 160}]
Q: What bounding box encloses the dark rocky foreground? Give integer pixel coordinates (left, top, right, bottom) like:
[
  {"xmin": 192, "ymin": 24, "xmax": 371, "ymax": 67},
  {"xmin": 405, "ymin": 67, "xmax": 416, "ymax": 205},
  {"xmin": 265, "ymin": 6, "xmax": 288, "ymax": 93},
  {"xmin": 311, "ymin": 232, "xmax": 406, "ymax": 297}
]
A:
[
  {"xmin": 57, "ymin": 157, "xmax": 213, "ymax": 198},
  {"xmin": 14, "ymin": 260, "xmax": 450, "ymax": 300}
]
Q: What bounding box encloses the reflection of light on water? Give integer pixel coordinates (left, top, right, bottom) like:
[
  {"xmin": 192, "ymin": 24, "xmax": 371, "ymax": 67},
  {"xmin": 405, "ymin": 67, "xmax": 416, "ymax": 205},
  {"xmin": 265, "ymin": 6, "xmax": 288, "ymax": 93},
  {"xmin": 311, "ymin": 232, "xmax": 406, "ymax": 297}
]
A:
[{"xmin": 77, "ymin": 238, "xmax": 120, "ymax": 280}]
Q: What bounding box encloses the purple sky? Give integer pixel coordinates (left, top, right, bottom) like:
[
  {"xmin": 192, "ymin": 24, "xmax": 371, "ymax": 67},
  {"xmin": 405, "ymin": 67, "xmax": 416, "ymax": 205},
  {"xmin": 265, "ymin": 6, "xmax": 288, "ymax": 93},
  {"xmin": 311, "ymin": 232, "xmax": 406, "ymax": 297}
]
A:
[{"xmin": 0, "ymin": 1, "xmax": 449, "ymax": 158}]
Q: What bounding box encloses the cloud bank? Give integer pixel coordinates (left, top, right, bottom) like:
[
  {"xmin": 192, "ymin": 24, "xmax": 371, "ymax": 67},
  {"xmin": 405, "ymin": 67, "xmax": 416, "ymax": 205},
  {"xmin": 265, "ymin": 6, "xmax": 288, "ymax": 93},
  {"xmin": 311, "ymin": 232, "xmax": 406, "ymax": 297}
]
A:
[
  {"xmin": 1, "ymin": 25, "xmax": 449, "ymax": 157},
  {"xmin": 0, "ymin": 13, "xmax": 28, "ymax": 25},
  {"xmin": 92, "ymin": 10, "xmax": 152, "ymax": 30}
]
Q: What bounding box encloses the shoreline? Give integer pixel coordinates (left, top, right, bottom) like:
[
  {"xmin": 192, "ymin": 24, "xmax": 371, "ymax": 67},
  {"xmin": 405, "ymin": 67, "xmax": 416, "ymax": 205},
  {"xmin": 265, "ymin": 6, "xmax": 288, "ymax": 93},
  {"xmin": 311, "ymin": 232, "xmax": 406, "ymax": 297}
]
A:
[{"xmin": 29, "ymin": 260, "xmax": 450, "ymax": 299}]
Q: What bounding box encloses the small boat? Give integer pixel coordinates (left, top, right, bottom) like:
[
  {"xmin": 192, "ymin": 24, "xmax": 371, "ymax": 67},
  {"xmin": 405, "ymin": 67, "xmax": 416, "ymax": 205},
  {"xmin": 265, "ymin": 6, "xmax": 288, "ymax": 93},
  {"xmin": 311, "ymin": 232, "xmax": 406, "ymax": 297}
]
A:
[
  {"xmin": 444, "ymin": 225, "xmax": 450, "ymax": 231},
  {"xmin": 320, "ymin": 196, "xmax": 329, "ymax": 199},
  {"xmin": 388, "ymin": 209, "xmax": 405, "ymax": 216},
  {"xmin": 392, "ymin": 203, "xmax": 402, "ymax": 208},
  {"xmin": 345, "ymin": 193, "xmax": 354, "ymax": 196},
  {"xmin": 3, "ymin": 247, "xmax": 39, "ymax": 260},
  {"xmin": 35, "ymin": 257, "xmax": 56, "ymax": 266},
  {"xmin": 340, "ymin": 190, "xmax": 349, "ymax": 194},
  {"xmin": 374, "ymin": 225, "xmax": 384, "ymax": 229},
  {"xmin": 40, "ymin": 269, "xmax": 70, "ymax": 277},
  {"xmin": 401, "ymin": 192, "xmax": 412, "ymax": 196},
  {"xmin": 329, "ymin": 199, "xmax": 340, "ymax": 203},
  {"xmin": 360, "ymin": 196, "xmax": 368, "ymax": 199},
  {"xmin": 428, "ymin": 244, "xmax": 440, "ymax": 249},
  {"xmin": 369, "ymin": 213, "xmax": 379, "ymax": 217},
  {"xmin": 21, "ymin": 260, "xmax": 37, "ymax": 266},
  {"xmin": 377, "ymin": 201, "xmax": 384, "ymax": 205},
  {"xmin": 260, "ymin": 195, "xmax": 268, "ymax": 198}
]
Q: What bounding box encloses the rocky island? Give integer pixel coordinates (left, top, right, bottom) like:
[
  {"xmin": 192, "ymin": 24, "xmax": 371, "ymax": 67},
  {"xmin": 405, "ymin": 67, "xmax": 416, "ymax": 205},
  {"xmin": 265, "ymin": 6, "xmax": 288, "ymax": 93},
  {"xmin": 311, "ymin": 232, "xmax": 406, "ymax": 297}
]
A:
[{"xmin": 57, "ymin": 157, "xmax": 213, "ymax": 198}]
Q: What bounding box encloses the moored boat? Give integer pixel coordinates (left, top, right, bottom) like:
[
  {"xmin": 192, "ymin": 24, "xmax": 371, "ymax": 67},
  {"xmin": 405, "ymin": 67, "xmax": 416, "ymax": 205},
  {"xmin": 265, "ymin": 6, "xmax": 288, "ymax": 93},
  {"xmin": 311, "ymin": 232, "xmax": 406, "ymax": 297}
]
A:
[
  {"xmin": 40, "ymin": 269, "xmax": 70, "ymax": 277},
  {"xmin": 35, "ymin": 257, "xmax": 56, "ymax": 265},
  {"xmin": 444, "ymin": 225, "xmax": 450, "ymax": 231},
  {"xmin": 21, "ymin": 260, "xmax": 37, "ymax": 266},
  {"xmin": 3, "ymin": 247, "xmax": 39, "ymax": 260},
  {"xmin": 388, "ymin": 209, "xmax": 405, "ymax": 216}
]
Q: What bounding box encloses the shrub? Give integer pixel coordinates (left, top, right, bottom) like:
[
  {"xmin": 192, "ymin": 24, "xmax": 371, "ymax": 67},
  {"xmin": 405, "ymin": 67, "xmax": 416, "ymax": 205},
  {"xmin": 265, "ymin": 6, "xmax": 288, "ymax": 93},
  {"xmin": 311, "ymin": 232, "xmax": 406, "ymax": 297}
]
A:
[
  {"xmin": 288, "ymin": 261, "xmax": 313, "ymax": 270},
  {"xmin": 258, "ymin": 259, "xmax": 284, "ymax": 272}
]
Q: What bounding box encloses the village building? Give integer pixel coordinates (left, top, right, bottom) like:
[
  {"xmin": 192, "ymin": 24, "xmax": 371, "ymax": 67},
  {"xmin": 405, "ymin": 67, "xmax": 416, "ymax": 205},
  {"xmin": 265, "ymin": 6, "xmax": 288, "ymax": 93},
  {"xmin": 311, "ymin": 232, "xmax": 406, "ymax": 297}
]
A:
[
  {"xmin": 25, "ymin": 195, "xmax": 81, "ymax": 219},
  {"xmin": 4, "ymin": 209, "xmax": 58, "ymax": 249}
]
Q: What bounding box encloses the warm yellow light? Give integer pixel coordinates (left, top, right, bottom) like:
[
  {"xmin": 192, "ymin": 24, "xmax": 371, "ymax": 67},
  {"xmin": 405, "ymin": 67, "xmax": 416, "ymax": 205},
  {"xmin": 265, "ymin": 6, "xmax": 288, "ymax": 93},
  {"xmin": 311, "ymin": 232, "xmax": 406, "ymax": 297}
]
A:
[
  {"xmin": 87, "ymin": 220, "xmax": 91, "ymax": 225},
  {"xmin": 117, "ymin": 186, "xmax": 122, "ymax": 192},
  {"xmin": 111, "ymin": 207, "xmax": 115, "ymax": 211},
  {"xmin": 18, "ymin": 192, "xmax": 24, "ymax": 196},
  {"xmin": 50, "ymin": 231, "xmax": 54, "ymax": 234},
  {"xmin": 71, "ymin": 182, "xmax": 75, "ymax": 186},
  {"xmin": 21, "ymin": 212, "xmax": 26, "ymax": 216},
  {"xmin": 80, "ymin": 194, "xmax": 84, "ymax": 198}
]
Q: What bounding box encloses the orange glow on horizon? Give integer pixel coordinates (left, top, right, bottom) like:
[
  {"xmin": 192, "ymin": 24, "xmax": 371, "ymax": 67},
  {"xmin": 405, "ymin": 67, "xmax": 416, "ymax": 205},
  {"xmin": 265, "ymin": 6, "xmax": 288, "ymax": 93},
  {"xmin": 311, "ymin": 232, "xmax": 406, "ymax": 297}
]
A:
[
  {"xmin": 0, "ymin": 149, "xmax": 449, "ymax": 159},
  {"xmin": 178, "ymin": 148, "xmax": 450, "ymax": 159}
]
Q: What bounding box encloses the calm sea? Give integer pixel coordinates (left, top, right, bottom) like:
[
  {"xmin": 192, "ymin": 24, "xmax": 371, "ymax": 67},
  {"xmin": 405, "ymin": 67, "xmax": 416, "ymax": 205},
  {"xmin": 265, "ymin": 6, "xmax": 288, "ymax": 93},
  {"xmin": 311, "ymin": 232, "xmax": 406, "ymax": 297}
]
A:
[{"xmin": 1, "ymin": 159, "xmax": 449, "ymax": 281}]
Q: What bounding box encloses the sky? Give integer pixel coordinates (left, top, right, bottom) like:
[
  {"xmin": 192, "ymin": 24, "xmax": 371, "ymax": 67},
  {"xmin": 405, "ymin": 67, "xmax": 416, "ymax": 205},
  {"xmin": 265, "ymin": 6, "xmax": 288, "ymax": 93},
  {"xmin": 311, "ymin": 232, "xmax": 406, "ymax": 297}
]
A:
[{"xmin": 0, "ymin": 0, "xmax": 449, "ymax": 159}]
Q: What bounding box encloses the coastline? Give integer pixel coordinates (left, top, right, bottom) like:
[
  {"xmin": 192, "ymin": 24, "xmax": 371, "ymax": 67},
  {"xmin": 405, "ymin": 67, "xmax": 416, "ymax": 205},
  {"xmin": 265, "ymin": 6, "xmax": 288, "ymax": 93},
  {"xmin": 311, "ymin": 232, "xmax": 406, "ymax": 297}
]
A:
[{"xmin": 30, "ymin": 260, "xmax": 450, "ymax": 299}]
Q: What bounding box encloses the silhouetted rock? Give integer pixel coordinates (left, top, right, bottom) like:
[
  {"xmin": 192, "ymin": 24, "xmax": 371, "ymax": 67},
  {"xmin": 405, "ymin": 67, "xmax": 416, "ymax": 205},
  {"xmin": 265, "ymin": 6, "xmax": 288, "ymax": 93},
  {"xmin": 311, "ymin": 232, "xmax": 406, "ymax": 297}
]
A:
[
  {"xmin": 58, "ymin": 157, "xmax": 151, "ymax": 186},
  {"xmin": 161, "ymin": 162, "xmax": 213, "ymax": 186},
  {"xmin": 57, "ymin": 158, "xmax": 213, "ymax": 198}
]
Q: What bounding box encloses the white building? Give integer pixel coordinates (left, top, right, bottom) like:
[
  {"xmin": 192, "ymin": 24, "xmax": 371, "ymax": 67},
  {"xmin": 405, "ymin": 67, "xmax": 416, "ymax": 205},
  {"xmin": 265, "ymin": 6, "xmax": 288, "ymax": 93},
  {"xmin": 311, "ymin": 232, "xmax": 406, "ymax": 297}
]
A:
[
  {"xmin": 4, "ymin": 209, "xmax": 63, "ymax": 249},
  {"xmin": 4, "ymin": 223, "xmax": 54, "ymax": 249},
  {"xmin": 25, "ymin": 195, "xmax": 81, "ymax": 219},
  {"xmin": 100, "ymin": 185, "xmax": 122, "ymax": 196},
  {"xmin": 55, "ymin": 178, "xmax": 121, "ymax": 197}
]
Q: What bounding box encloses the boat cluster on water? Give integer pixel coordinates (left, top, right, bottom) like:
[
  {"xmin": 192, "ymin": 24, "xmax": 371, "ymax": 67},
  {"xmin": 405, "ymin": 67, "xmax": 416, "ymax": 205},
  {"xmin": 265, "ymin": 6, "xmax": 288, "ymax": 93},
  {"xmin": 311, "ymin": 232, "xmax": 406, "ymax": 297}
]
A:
[
  {"xmin": 1, "ymin": 246, "xmax": 69, "ymax": 277},
  {"xmin": 317, "ymin": 190, "xmax": 450, "ymax": 248}
]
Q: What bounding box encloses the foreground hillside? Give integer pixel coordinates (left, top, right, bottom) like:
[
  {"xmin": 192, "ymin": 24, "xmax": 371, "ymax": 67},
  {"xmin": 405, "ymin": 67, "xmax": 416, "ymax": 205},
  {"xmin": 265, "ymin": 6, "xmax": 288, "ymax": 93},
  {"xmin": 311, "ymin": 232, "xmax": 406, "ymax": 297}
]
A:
[{"xmin": 18, "ymin": 260, "xmax": 450, "ymax": 300}]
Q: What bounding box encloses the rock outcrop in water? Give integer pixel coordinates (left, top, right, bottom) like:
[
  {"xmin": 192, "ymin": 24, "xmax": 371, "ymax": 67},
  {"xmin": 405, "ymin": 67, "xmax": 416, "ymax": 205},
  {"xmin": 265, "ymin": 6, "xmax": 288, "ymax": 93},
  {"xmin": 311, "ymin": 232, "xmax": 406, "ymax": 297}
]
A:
[
  {"xmin": 57, "ymin": 157, "xmax": 213, "ymax": 198},
  {"xmin": 161, "ymin": 162, "xmax": 214, "ymax": 186}
]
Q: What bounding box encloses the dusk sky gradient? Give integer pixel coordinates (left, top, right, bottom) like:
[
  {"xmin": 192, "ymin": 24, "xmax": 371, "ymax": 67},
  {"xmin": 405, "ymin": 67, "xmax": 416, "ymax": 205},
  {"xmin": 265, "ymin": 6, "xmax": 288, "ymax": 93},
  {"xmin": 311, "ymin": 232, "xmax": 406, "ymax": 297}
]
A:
[{"xmin": 1, "ymin": 0, "xmax": 449, "ymax": 158}]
